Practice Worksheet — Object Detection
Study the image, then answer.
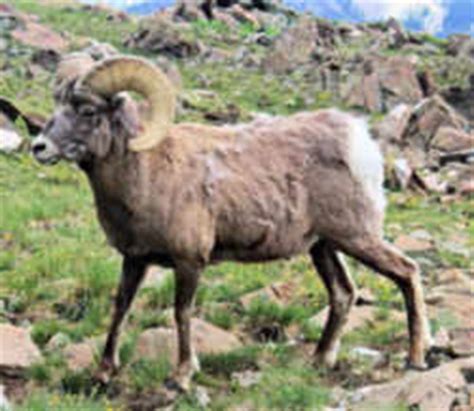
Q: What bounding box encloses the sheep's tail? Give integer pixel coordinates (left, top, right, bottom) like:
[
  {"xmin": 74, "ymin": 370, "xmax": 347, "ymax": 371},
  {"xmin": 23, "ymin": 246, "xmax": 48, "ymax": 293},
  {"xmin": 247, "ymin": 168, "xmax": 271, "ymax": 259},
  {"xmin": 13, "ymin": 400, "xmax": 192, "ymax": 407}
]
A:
[{"xmin": 346, "ymin": 116, "xmax": 386, "ymax": 213}]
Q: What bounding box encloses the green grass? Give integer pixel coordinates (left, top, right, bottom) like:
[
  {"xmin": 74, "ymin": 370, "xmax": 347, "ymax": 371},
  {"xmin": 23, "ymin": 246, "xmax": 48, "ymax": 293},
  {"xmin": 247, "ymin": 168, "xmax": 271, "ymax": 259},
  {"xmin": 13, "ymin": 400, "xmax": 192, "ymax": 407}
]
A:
[
  {"xmin": 127, "ymin": 357, "xmax": 172, "ymax": 393},
  {"xmin": 201, "ymin": 346, "xmax": 261, "ymax": 377},
  {"xmin": 15, "ymin": 391, "xmax": 115, "ymax": 411},
  {"xmin": 211, "ymin": 363, "xmax": 330, "ymax": 411},
  {"xmin": 244, "ymin": 296, "xmax": 312, "ymax": 329}
]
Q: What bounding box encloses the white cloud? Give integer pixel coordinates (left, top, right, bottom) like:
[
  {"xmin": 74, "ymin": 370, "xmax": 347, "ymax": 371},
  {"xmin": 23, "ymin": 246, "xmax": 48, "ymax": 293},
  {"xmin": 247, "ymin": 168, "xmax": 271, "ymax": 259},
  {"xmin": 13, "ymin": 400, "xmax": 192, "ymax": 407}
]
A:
[{"xmin": 351, "ymin": 0, "xmax": 449, "ymax": 34}]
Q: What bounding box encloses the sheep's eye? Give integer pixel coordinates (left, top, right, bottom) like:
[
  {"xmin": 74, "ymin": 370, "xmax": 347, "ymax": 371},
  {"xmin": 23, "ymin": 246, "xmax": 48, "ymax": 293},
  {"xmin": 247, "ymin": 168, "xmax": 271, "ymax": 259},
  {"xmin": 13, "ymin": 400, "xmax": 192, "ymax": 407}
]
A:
[{"xmin": 78, "ymin": 105, "xmax": 97, "ymax": 118}]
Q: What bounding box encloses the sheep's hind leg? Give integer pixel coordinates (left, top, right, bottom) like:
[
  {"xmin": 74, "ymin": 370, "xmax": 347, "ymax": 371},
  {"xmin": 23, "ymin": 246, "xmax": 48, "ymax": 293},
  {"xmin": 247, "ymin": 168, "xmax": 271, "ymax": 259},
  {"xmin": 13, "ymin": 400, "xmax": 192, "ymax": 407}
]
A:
[
  {"xmin": 310, "ymin": 240, "xmax": 356, "ymax": 368},
  {"xmin": 166, "ymin": 261, "xmax": 201, "ymax": 393},
  {"xmin": 96, "ymin": 256, "xmax": 147, "ymax": 384},
  {"xmin": 338, "ymin": 238, "xmax": 431, "ymax": 369}
]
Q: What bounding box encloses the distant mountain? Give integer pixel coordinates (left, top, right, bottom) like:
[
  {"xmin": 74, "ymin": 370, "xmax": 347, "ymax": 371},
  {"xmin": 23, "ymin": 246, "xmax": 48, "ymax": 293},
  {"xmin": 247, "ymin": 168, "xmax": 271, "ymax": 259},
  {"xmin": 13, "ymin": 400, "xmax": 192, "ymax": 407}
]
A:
[
  {"xmin": 124, "ymin": 1, "xmax": 315, "ymax": 16},
  {"xmin": 120, "ymin": 0, "xmax": 471, "ymax": 37},
  {"xmin": 125, "ymin": 1, "xmax": 174, "ymax": 15}
]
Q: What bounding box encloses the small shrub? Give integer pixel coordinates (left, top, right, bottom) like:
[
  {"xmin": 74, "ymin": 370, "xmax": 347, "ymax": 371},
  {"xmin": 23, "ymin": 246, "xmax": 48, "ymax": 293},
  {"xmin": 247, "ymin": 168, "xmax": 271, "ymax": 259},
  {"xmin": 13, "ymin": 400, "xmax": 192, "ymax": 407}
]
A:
[
  {"xmin": 201, "ymin": 346, "xmax": 261, "ymax": 377},
  {"xmin": 16, "ymin": 391, "xmax": 111, "ymax": 411},
  {"xmin": 128, "ymin": 357, "xmax": 171, "ymax": 393},
  {"xmin": 31, "ymin": 320, "xmax": 63, "ymax": 347},
  {"xmin": 204, "ymin": 305, "xmax": 236, "ymax": 330},
  {"xmin": 245, "ymin": 297, "xmax": 310, "ymax": 329},
  {"xmin": 142, "ymin": 274, "xmax": 175, "ymax": 309},
  {"xmin": 27, "ymin": 362, "xmax": 52, "ymax": 384},
  {"xmin": 301, "ymin": 320, "xmax": 323, "ymax": 343},
  {"xmin": 60, "ymin": 369, "xmax": 97, "ymax": 396}
]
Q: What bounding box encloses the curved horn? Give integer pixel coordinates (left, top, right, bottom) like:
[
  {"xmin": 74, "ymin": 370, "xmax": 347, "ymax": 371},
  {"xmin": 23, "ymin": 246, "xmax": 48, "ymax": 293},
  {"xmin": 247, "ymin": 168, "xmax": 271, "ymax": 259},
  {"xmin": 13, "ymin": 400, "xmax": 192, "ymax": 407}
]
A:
[{"xmin": 77, "ymin": 56, "xmax": 176, "ymax": 151}]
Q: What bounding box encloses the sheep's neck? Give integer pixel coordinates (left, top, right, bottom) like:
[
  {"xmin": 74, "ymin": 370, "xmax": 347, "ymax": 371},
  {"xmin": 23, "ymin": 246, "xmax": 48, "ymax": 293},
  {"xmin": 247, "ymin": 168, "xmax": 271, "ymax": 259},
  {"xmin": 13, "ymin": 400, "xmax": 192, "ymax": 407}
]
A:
[{"xmin": 82, "ymin": 151, "xmax": 139, "ymax": 210}]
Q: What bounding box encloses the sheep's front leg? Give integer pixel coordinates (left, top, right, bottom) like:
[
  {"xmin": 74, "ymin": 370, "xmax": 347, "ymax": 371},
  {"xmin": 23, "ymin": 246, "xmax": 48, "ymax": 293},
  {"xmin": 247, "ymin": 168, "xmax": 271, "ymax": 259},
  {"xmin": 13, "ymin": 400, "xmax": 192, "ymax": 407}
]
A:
[
  {"xmin": 96, "ymin": 256, "xmax": 146, "ymax": 383},
  {"xmin": 168, "ymin": 261, "xmax": 201, "ymax": 392}
]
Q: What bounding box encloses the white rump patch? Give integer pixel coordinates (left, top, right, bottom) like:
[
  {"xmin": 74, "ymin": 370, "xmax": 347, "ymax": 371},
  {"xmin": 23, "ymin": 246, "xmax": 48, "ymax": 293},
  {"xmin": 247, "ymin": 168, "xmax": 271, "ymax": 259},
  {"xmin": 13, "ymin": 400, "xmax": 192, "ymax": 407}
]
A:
[{"xmin": 346, "ymin": 116, "xmax": 386, "ymax": 212}]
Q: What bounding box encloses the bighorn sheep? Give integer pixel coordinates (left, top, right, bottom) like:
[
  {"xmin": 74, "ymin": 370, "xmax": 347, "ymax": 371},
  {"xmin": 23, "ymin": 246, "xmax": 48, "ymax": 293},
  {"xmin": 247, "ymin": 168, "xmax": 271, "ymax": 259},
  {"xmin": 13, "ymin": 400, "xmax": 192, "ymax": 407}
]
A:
[{"xmin": 32, "ymin": 56, "xmax": 431, "ymax": 391}]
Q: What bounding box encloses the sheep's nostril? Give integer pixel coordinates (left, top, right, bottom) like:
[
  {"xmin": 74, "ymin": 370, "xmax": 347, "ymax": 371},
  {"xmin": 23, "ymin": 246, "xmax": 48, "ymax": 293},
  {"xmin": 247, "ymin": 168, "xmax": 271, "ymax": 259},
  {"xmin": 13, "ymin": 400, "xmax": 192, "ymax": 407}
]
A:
[{"xmin": 32, "ymin": 142, "xmax": 47, "ymax": 155}]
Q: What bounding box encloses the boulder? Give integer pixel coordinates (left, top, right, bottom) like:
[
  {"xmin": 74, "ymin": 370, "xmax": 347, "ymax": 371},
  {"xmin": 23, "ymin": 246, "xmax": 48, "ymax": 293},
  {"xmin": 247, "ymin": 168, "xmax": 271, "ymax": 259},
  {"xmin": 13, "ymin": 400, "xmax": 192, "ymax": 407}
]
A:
[
  {"xmin": 345, "ymin": 56, "xmax": 423, "ymax": 112},
  {"xmin": 349, "ymin": 346, "xmax": 384, "ymax": 366},
  {"xmin": 431, "ymin": 127, "xmax": 474, "ymax": 153},
  {"xmin": 230, "ymin": 4, "xmax": 260, "ymax": 28},
  {"xmin": 174, "ymin": 0, "xmax": 207, "ymax": 21},
  {"xmin": 135, "ymin": 318, "xmax": 242, "ymax": 365},
  {"xmin": 124, "ymin": 16, "xmax": 202, "ymax": 59},
  {"xmin": 155, "ymin": 56, "xmax": 183, "ymax": 90},
  {"xmin": 0, "ymin": 128, "xmax": 22, "ymax": 153},
  {"xmin": 389, "ymin": 158, "xmax": 413, "ymax": 190},
  {"xmin": 136, "ymin": 327, "xmax": 177, "ymax": 364},
  {"xmin": 386, "ymin": 17, "xmax": 407, "ymax": 48},
  {"xmin": 352, "ymin": 357, "xmax": 474, "ymax": 411},
  {"xmin": 12, "ymin": 20, "xmax": 68, "ymax": 52},
  {"xmin": 449, "ymin": 328, "xmax": 474, "ymax": 357},
  {"xmin": 262, "ymin": 16, "xmax": 318, "ymax": 74},
  {"xmin": 428, "ymin": 285, "xmax": 474, "ymax": 329},
  {"xmin": 447, "ymin": 34, "xmax": 474, "ymax": 58},
  {"xmin": 192, "ymin": 317, "xmax": 241, "ymax": 354},
  {"xmin": 372, "ymin": 104, "xmax": 413, "ymax": 143},
  {"xmin": 30, "ymin": 48, "xmax": 60, "ymax": 72},
  {"xmin": 0, "ymin": 324, "xmax": 42, "ymax": 374},
  {"xmin": 63, "ymin": 339, "xmax": 100, "ymax": 371},
  {"xmin": 404, "ymin": 95, "xmax": 468, "ymax": 149},
  {"xmin": 442, "ymin": 76, "xmax": 474, "ymax": 126},
  {"xmin": 394, "ymin": 232, "xmax": 434, "ymax": 253}
]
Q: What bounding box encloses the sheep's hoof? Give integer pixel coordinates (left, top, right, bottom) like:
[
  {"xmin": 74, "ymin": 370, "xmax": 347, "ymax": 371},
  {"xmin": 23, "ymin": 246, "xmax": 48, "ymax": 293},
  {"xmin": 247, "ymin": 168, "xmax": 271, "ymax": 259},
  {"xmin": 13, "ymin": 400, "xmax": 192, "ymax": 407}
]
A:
[
  {"xmin": 406, "ymin": 357, "xmax": 429, "ymax": 371},
  {"xmin": 164, "ymin": 366, "xmax": 194, "ymax": 393},
  {"xmin": 313, "ymin": 350, "xmax": 338, "ymax": 369},
  {"xmin": 164, "ymin": 376, "xmax": 191, "ymax": 394},
  {"xmin": 93, "ymin": 361, "xmax": 118, "ymax": 385}
]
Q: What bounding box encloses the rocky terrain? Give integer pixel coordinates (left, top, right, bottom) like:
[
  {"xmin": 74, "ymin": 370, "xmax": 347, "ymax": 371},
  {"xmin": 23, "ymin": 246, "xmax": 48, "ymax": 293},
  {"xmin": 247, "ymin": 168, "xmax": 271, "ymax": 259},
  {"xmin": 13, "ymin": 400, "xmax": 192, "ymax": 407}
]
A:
[{"xmin": 0, "ymin": 0, "xmax": 473, "ymax": 410}]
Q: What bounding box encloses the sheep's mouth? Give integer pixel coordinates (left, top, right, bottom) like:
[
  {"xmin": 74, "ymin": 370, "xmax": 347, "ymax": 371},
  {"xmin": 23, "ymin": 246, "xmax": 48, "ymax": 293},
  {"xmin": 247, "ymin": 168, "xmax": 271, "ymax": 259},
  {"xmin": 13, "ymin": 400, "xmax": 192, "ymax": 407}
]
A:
[
  {"xmin": 63, "ymin": 142, "xmax": 87, "ymax": 162},
  {"xmin": 37, "ymin": 155, "xmax": 60, "ymax": 165}
]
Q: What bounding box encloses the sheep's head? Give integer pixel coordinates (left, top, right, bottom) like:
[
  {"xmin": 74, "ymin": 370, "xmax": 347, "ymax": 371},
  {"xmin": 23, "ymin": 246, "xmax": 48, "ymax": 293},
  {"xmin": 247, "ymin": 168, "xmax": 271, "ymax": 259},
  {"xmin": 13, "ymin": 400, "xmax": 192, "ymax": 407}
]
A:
[{"xmin": 32, "ymin": 56, "xmax": 176, "ymax": 165}]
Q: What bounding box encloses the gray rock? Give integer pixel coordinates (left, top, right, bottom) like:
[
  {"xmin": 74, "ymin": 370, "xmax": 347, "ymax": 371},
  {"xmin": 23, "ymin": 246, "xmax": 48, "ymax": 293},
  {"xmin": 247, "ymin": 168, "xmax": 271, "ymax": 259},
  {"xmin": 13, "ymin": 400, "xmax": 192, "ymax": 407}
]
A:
[
  {"xmin": 194, "ymin": 386, "xmax": 211, "ymax": 408},
  {"xmin": 262, "ymin": 16, "xmax": 318, "ymax": 74},
  {"xmin": 0, "ymin": 324, "xmax": 42, "ymax": 374},
  {"xmin": 393, "ymin": 158, "xmax": 412, "ymax": 190},
  {"xmin": 0, "ymin": 128, "xmax": 23, "ymax": 153},
  {"xmin": 352, "ymin": 357, "xmax": 474, "ymax": 411},
  {"xmin": 449, "ymin": 329, "xmax": 474, "ymax": 357},
  {"xmin": 349, "ymin": 346, "xmax": 384, "ymax": 366},
  {"xmin": 0, "ymin": 385, "xmax": 10, "ymax": 411},
  {"xmin": 63, "ymin": 338, "xmax": 101, "ymax": 371},
  {"xmin": 232, "ymin": 370, "xmax": 262, "ymax": 388},
  {"xmin": 136, "ymin": 318, "xmax": 242, "ymax": 367},
  {"xmin": 0, "ymin": 38, "xmax": 7, "ymax": 52},
  {"xmin": 46, "ymin": 332, "xmax": 71, "ymax": 351}
]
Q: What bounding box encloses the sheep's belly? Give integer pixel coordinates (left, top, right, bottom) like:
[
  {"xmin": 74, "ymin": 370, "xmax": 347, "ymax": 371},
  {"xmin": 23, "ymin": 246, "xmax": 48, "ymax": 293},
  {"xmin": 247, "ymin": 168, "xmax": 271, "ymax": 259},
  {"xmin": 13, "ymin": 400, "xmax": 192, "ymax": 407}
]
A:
[{"xmin": 210, "ymin": 225, "xmax": 318, "ymax": 263}]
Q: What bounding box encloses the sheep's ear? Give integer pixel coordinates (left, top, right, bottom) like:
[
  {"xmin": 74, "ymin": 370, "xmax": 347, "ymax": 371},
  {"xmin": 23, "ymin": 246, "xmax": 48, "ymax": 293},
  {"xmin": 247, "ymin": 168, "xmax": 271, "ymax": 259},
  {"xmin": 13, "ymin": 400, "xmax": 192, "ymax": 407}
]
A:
[
  {"xmin": 88, "ymin": 121, "xmax": 113, "ymax": 159},
  {"xmin": 110, "ymin": 93, "xmax": 141, "ymax": 140}
]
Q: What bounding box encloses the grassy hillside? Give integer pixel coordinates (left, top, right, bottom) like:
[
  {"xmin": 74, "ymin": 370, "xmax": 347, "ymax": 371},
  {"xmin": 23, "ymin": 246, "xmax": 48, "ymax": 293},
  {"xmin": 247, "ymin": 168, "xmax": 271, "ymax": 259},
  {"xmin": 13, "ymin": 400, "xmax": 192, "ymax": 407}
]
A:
[{"xmin": 1, "ymin": 1, "xmax": 473, "ymax": 410}]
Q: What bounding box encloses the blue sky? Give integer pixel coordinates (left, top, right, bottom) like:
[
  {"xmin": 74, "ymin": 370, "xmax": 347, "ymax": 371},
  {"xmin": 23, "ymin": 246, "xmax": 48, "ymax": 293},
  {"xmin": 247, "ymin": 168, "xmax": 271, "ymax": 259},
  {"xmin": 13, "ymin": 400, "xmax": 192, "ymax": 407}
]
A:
[{"xmin": 88, "ymin": 0, "xmax": 473, "ymax": 37}]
